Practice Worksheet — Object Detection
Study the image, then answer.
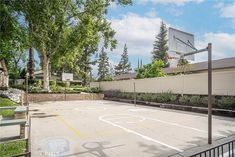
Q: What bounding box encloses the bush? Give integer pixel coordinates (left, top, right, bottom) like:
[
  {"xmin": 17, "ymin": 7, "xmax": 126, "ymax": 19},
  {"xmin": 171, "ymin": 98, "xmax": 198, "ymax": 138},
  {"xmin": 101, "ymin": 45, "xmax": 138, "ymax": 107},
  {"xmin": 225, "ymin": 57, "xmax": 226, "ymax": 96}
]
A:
[
  {"xmin": 190, "ymin": 96, "xmax": 202, "ymax": 106},
  {"xmin": 11, "ymin": 84, "xmax": 25, "ymax": 91},
  {"xmin": 154, "ymin": 92, "xmax": 174, "ymax": 103},
  {"xmin": 179, "ymin": 95, "xmax": 190, "ymax": 105},
  {"xmin": 217, "ymin": 97, "xmax": 235, "ymax": 110},
  {"xmin": 56, "ymin": 81, "xmax": 66, "ymax": 87},
  {"xmin": 0, "ymin": 98, "xmax": 16, "ymax": 107},
  {"xmin": 0, "ymin": 110, "xmax": 15, "ymax": 117}
]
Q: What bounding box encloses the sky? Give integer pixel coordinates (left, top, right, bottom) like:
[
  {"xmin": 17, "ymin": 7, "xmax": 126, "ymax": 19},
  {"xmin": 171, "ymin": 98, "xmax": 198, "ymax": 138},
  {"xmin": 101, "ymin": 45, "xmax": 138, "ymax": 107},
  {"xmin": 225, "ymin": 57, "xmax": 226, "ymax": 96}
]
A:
[{"xmin": 91, "ymin": 0, "xmax": 235, "ymax": 75}]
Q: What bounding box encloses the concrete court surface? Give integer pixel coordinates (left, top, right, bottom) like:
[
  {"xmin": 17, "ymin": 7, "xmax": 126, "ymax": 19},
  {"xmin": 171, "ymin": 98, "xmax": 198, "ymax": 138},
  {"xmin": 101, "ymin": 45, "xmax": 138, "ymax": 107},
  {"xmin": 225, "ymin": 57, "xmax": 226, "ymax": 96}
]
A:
[{"xmin": 27, "ymin": 100, "xmax": 235, "ymax": 157}]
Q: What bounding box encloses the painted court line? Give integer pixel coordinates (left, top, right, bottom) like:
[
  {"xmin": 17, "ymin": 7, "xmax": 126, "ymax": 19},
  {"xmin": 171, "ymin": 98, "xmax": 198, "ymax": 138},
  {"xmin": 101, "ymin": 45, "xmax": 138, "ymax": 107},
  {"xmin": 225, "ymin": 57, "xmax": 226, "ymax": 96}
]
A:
[
  {"xmin": 55, "ymin": 112, "xmax": 82, "ymax": 138},
  {"xmin": 104, "ymin": 114, "xmax": 226, "ymax": 138},
  {"xmin": 145, "ymin": 117, "xmax": 227, "ymax": 138},
  {"xmin": 99, "ymin": 115, "xmax": 183, "ymax": 152}
]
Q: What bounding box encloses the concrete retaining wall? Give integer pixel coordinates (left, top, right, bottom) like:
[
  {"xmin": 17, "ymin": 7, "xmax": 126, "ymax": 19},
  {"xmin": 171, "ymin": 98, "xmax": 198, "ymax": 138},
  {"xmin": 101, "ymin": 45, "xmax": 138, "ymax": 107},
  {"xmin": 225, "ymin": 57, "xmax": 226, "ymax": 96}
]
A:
[
  {"xmin": 90, "ymin": 70, "xmax": 235, "ymax": 96},
  {"xmin": 26, "ymin": 93, "xmax": 104, "ymax": 102}
]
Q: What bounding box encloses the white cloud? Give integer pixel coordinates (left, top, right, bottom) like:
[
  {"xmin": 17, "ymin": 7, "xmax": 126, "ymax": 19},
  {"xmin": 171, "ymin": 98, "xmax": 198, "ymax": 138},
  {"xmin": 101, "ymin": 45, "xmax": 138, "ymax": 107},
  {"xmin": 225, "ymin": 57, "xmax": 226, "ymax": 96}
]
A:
[
  {"xmin": 217, "ymin": 2, "xmax": 235, "ymax": 28},
  {"xmin": 109, "ymin": 12, "xmax": 235, "ymax": 65},
  {"xmin": 219, "ymin": 2, "xmax": 235, "ymax": 18},
  {"xmin": 195, "ymin": 33, "xmax": 235, "ymax": 61},
  {"xmin": 110, "ymin": 13, "xmax": 163, "ymax": 57},
  {"xmin": 138, "ymin": 0, "xmax": 204, "ymax": 6}
]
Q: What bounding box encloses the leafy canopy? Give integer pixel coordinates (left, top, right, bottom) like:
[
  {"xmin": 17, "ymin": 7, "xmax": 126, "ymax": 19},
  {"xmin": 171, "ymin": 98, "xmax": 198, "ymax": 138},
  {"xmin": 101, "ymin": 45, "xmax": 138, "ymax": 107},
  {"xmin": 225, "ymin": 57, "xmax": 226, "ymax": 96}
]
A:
[{"xmin": 136, "ymin": 60, "xmax": 166, "ymax": 79}]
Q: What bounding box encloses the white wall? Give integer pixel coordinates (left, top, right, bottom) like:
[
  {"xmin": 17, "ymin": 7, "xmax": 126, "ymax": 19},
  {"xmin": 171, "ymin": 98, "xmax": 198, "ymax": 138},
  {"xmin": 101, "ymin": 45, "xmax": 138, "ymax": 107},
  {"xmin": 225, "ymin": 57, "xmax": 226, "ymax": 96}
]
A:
[{"xmin": 90, "ymin": 70, "xmax": 235, "ymax": 96}]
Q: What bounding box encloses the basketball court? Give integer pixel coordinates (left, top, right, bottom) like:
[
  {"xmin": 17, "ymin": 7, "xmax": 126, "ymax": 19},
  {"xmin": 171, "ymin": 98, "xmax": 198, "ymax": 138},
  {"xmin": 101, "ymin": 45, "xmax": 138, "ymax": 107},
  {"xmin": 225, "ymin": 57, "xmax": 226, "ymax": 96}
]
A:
[{"xmin": 25, "ymin": 100, "xmax": 235, "ymax": 157}]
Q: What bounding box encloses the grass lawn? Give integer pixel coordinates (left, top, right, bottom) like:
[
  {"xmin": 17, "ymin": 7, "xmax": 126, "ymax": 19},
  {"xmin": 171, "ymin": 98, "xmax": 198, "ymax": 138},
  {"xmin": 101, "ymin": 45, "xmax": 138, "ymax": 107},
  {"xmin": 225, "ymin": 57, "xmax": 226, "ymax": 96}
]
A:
[
  {"xmin": 0, "ymin": 97, "xmax": 17, "ymax": 117},
  {"xmin": 0, "ymin": 140, "xmax": 26, "ymax": 157}
]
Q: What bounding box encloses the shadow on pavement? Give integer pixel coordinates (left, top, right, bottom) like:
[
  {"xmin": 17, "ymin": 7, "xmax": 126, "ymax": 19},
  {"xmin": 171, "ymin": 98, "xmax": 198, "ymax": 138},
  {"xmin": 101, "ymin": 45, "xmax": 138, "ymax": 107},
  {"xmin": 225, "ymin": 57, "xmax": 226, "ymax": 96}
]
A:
[{"xmin": 59, "ymin": 141, "xmax": 124, "ymax": 157}]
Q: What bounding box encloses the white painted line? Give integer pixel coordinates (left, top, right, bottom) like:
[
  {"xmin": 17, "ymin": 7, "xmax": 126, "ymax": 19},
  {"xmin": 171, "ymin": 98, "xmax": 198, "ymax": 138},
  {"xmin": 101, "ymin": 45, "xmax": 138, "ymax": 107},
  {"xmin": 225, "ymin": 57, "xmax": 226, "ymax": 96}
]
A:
[
  {"xmin": 99, "ymin": 115, "xmax": 183, "ymax": 152},
  {"xmin": 103, "ymin": 114, "xmax": 226, "ymax": 138},
  {"xmin": 104, "ymin": 114, "xmax": 146, "ymax": 123},
  {"xmin": 145, "ymin": 117, "xmax": 227, "ymax": 138},
  {"xmin": 75, "ymin": 107, "xmax": 106, "ymax": 111},
  {"xmin": 128, "ymin": 108, "xmax": 147, "ymax": 112}
]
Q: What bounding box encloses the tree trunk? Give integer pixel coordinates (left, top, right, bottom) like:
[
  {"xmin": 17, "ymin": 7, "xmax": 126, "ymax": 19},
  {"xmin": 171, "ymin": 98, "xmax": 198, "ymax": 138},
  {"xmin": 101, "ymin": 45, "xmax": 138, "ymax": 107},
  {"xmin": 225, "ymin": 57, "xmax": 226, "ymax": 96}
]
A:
[
  {"xmin": 41, "ymin": 49, "xmax": 50, "ymax": 91},
  {"xmin": 27, "ymin": 47, "xmax": 34, "ymax": 80}
]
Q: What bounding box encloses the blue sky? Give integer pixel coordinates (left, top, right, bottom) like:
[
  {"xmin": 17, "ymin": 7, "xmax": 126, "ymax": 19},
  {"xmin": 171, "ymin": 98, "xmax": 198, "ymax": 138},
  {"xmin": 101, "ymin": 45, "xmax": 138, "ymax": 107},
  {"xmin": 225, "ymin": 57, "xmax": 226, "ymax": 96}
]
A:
[{"xmin": 92, "ymin": 0, "xmax": 235, "ymax": 75}]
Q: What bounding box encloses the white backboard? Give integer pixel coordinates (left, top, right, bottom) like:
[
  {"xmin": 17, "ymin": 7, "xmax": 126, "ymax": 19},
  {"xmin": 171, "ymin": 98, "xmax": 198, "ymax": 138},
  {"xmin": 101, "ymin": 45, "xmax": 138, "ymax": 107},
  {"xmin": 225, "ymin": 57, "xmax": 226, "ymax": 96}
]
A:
[
  {"xmin": 62, "ymin": 73, "xmax": 73, "ymax": 81},
  {"xmin": 168, "ymin": 27, "xmax": 195, "ymax": 61}
]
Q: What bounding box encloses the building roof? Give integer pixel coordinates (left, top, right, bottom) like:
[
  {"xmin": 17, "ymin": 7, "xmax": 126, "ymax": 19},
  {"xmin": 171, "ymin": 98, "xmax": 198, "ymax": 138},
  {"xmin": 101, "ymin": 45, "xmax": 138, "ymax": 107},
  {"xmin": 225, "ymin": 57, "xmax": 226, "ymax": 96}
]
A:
[
  {"xmin": 164, "ymin": 57, "xmax": 235, "ymax": 74},
  {"xmin": 114, "ymin": 73, "xmax": 137, "ymax": 80}
]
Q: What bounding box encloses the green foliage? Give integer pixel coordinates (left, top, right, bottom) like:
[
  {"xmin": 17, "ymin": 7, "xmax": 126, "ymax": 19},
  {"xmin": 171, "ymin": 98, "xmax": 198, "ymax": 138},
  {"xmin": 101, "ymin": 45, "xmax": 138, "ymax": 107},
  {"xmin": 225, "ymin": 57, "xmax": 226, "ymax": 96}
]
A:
[
  {"xmin": 177, "ymin": 58, "xmax": 189, "ymax": 66},
  {"xmin": 16, "ymin": 0, "xmax": 132, "ymax": 90},
  {"xmin": 136, "ymin": 60, "xmax": 166, "ymax": 79},
  {"xmin": 0, "ymin": 98, "xmax": 16, "ymax": 107},
  {"xmin": 104, "ymin": 91, "xmax": 235, "ymax": 110},
  {"xmin": 0, "ymin": 140, "xmax": 26, "ymax": 157},
  {"xmin": 98, "ymin": 48, "xmax": 110, "ymax": 81},
  {"xmin": 152, "ymin": 21, "xmax": 169, "ymax": 66},
  {"xmin": 50, "ymin": 80, "xmax": 57, "ymax": 91},
  {"xmin": 179, "ymin": 95, "xmax": 190, "ymax": 105},
  {"xmin": 0, "ymin": 110, "xmax": 15, "ymax": 117},
  {"xmin": 217, "ymin": 97, "xmax": 235, "ymax": 110},
  {"xmin": 115, "ymin": 44, "xmax": 131, "ymax": 74},
  {"xmin": 190, "ymin": 96, "xmax": 202, "ymax": 106},
  {"xmin": 102, "ymin": 76, "xmax": 113, "ymax": 81}
]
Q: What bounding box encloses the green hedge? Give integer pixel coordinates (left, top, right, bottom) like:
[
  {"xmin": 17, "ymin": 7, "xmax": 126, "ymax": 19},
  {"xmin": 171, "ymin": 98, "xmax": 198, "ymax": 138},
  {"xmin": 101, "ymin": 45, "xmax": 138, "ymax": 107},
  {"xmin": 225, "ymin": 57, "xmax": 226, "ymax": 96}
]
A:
[{"xmin": 104, "ymin": 91, "xmax": 235, "ymax": 110}]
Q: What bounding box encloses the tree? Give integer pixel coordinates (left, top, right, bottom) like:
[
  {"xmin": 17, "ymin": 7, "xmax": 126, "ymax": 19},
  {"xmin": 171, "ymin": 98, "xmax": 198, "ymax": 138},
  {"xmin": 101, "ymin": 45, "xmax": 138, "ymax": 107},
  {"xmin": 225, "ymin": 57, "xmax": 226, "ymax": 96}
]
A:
[
  {"xmin": 175, "ymin": 58, "xmax": 192, "ymax": 74},
  {"xmin": 0, "ymin": 1, "xmax": 28, "ymax": 79},
  {"xmin": 152, "ymin": 21, "xmax": 169, "ymax": 67},
  {"xmin": 4, "ymin": 0, "xmax": 132, "ymax": 90},
  {"xmin": 136, "ymin": 60, "xmax": 166, "ymax": 79},
  {"xmin": 98, "ymin": 48, "xmax": 110, "ymax": 81},
  {"xmin": 115, "ymin": 44, "xmax": 131, "ymax": 74},
  {"xmin": 48, "ymin": 0, "xmax": 132, "ymax": 87}
]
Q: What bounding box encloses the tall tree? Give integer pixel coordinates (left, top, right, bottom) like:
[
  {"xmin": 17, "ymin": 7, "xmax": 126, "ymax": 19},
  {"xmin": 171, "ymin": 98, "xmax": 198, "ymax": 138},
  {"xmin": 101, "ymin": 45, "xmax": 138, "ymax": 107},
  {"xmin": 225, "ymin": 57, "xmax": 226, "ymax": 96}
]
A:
[
  {"xmin": 115, "ymin": 44, "xmax": 131, "ymax": 74},
  {"xmin": 0, "ymin": 1, "xmax": 28, "ymax": 79},
  {"xmin": 98, "ymin": 48, "xmax": 110, "ymax": 81},
  {"xmin": 152, "ymin": 21, "xmax": 169, "ymax": 67}
]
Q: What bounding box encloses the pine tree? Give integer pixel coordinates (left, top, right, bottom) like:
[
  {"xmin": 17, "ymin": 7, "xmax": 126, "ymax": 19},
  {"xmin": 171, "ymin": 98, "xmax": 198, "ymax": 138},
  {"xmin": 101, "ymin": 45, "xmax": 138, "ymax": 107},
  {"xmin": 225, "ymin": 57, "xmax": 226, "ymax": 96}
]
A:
[
  {"xmin": 115, "ymin": 44, "xmax": 131, "ymax": 74},
  {"xmin": 152, "ymin": 21, "xmax": 169, "ymax": 67},
  {"xmin": 97, "ymin": 48, "xmax": 110, "ymax": 81}
]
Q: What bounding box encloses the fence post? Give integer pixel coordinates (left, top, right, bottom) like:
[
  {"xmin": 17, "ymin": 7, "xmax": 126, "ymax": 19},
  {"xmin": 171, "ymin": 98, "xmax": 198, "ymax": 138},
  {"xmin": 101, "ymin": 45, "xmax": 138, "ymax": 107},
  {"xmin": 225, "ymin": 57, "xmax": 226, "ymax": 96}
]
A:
[{"xmin": 133, "ymin": 82, "xmax": 136, "ymax": 106}]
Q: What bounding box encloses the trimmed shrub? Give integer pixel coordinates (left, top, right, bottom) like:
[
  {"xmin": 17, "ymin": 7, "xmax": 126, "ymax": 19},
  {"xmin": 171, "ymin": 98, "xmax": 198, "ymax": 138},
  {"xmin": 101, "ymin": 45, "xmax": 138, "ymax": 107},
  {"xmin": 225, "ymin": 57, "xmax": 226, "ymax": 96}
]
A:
[
  {"xmin": 179, "ymin": 95, "xmax": 190, "ymax": 105},
  {"xmin": 217, "ymin": 97, "xmax": 235, "ymax": 110},
  {"xmin": 190, "ymin": 96, "xmax": 202, "ymax": 106},
  {"xmin": 57, "ymin": 81, "xmax": 66, "ymax": 87}
]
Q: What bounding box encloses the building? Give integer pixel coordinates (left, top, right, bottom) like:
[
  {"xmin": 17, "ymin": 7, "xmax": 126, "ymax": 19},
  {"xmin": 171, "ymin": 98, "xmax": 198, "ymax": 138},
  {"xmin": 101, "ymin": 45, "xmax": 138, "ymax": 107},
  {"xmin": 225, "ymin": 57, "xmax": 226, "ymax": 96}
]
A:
[
  {"xmin": 113, "ymin": 57, "xmax": 235, "ymax": 81},
  {"xmin": 0, "ymin": 59, "xmax": 9, "ymax": 88},
  {"xmin": 164, "ymin": 57, "xmax": 235, "ymax": 74},
  {"xmin": 114, "ymin": 73, "xmax": 137, "ymax": 81}
]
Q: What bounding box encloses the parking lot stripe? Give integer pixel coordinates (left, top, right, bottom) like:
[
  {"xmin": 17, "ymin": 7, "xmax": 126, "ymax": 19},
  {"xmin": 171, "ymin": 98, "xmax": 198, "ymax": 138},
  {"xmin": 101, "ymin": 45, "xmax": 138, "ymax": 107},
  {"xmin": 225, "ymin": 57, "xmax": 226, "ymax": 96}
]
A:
[{"xmin": 99, "ymin": 115, "xmax": 183, "ymax": 152}]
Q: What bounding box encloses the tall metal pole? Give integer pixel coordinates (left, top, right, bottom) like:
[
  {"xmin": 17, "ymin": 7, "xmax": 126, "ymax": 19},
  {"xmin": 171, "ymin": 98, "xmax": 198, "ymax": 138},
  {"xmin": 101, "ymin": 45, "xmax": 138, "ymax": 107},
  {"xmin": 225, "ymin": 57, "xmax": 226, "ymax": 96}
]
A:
[
  {"xmin": 133, "ymin": 82, "xmax": 136, "ymax": 106},
  {"xmin": 26, "ymin": 73, "xmax": 29, "ymax": 106},
  {"xmin": 208, "ymin": 43, "xmax": 212, "ymax": 144}
]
